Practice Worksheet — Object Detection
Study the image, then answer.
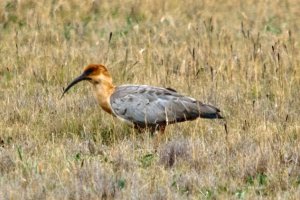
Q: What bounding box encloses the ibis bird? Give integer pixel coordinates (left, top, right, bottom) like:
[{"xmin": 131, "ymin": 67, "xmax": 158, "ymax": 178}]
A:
[{"xmin": 62, "ymin": 64, "xmax": 223, "ymax": 133}]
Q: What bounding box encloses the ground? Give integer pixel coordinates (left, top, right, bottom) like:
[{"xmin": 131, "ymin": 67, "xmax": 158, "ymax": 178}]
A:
[{"xmin": 0, "ymin": 0, "xmax": 300, "ymax": 199}]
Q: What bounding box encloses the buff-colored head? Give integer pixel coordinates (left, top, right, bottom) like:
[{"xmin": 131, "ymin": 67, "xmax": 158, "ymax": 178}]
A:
[{"xmin": 61, "ymin": 64, "xmax": 112, "ymax": 98}]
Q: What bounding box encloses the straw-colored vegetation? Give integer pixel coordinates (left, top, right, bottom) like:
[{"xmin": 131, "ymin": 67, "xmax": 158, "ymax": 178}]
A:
[{"xmin": 0, "ymin": 0, "xmax": 299, "ymax": 199}]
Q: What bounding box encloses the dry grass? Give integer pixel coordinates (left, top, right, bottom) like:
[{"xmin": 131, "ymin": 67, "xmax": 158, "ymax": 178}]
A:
[{"xmin": 0, "ymin": 0, "xmax": 299, "ymax": 199}]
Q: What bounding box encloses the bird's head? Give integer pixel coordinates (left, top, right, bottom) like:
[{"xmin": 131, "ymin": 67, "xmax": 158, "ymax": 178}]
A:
[{"xmin": 61, "ymin": 64, "xmax": 112, "ymax": 98}]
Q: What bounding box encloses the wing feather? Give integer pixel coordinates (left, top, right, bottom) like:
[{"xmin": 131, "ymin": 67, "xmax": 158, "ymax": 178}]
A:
[{"xmin": 110, "ymin": 85, "xmax": 203, "ymax": 127}]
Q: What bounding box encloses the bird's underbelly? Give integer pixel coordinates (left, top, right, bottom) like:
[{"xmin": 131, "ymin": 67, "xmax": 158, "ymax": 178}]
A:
[
  {"xmin": 111, "ymin": 109, "xmax": 157, "ymax": 128},
  {"xmin": 115, "ymin": 115, "xmax": 135, "ymax": 126}
]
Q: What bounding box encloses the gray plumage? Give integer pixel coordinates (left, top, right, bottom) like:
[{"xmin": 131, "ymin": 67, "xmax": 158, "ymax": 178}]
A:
[{"xmin": 110, "ymin": 85, "xmax": 222, "ymax": 129}]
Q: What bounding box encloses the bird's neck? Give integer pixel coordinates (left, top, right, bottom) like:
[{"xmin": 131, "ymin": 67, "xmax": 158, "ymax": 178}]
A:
[{"xmin": 93, "ymin": 80, "xmax": 115, "ymax": 114}]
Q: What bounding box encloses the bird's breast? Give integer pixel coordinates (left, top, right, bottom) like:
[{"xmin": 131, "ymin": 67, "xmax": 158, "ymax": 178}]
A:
[{"xmin": 99, "ymin": 98, "xmax": 113, "ymax": 114}]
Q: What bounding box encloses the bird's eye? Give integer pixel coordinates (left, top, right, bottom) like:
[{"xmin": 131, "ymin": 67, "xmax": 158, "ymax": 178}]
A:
[{"xmin": 85, "ymin": 68, "xmax": 94, "ymax": 75}]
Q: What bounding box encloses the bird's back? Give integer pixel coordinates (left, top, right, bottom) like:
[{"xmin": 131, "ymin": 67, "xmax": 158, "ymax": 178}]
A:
[{"xmin": 110, "ymin": 85, "xmax": 222, "ymax": 129}]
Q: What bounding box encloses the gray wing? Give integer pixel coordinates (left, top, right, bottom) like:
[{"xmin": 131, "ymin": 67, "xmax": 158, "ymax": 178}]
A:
[{"xmin": 110, "ymin": 85, "xmax": 222, "ymax": 127}]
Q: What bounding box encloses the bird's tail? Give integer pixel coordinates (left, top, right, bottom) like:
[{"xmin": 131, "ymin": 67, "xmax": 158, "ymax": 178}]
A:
[{"xmin": 198, "ymin": 103, "xmax": 223, "ymax": 119}]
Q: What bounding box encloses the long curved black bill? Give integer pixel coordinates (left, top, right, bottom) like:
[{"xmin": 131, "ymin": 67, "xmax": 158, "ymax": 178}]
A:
[{"xmin": 61, "ymin": 73, "xmax": 90, "ymax": 99}]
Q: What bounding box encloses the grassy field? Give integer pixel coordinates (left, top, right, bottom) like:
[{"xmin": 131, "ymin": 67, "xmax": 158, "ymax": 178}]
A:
[{"xmin": 0, "ymin": 0, "xmax": 299, "ymax": 199}]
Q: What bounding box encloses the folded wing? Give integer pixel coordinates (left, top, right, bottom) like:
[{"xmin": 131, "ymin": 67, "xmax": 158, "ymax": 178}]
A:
[{"xmin": 110, "ymin": 85, "xmax": 222, "ymax": 128}]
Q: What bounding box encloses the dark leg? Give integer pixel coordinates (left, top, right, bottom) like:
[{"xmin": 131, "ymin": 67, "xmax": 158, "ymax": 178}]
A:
[{"xmin": 153, "ymin": 125, "xmax": 166, "ymax": 150}]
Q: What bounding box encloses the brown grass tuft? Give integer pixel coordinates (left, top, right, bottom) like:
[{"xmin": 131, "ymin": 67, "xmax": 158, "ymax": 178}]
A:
[{"xmin": 159, "ymin": 137, "xmax": 191, "ymax": 168}]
